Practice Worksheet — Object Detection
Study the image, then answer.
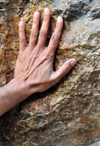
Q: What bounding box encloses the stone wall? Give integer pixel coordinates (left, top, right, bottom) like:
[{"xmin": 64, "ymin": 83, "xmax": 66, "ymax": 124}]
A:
[{"xmin": 0, "ymin": 0, "xmax": 100, "ymax": 145}]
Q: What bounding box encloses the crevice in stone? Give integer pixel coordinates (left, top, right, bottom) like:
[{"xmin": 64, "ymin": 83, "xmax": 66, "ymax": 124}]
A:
[
  {"xmin": 91, "ymin": 10, "xmax": 100, "ymax": 20},
  {"xmin": 0, "ymin": 6, "xmax": 3, "ymax": 9},
  {"xmin": 0, "ymin": 4, "xmax": 5, "ymax": 9},
  {"xmin": 89, "ymin": 0, "xmax": 93, "ymax": 3},
  {"xmin": 63, "ymin": 1, "xmax": 90, "ymax": 21}
]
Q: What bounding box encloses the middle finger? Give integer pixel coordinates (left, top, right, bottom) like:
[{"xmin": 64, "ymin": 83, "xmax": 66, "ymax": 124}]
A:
[{"xmin": 37, "ymin": 8, "xmax": 51, "ymax": 48}]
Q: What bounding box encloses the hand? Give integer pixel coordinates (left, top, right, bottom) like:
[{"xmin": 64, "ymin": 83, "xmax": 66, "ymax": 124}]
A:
[
  {"xmin": 0, "ymin": 8, "xmax": 77, "ymax": 116},
  {"xmin": 14, "ymin": 8, "xmax": 77, "ymax": 95}
]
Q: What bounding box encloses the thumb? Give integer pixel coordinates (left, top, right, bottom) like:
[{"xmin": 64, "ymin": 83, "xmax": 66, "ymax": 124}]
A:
[{"xmin": 51, "ymin": 58, "xmax": 77, "ymax": 83}]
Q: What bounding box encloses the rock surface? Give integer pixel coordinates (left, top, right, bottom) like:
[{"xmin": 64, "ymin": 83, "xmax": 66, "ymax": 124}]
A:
[{"xmin": 0, "ymin": 0, "xmax": 100, "ymax": 145}]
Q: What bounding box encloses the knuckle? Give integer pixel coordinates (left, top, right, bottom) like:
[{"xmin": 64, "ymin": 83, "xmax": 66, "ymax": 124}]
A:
[
  {"xmin": 18, "ymin": 53, "xmax": 22, "ymax": 61},
  {"xmin": 57, "ymin": 20, "xmax": 63, "ymax": 28},
  {"xmin": 30, "ymin": 32, "xmax": 38, "ymax": 39},
  {"xmin": 43, "ymin": 16, "xmax": 48, "ymax": 22},
  {"xmin": 57, "ymin": 23, "xmax": 61, "ymax": 29},
  {"xmin": 19, "ymin": 29, "xmax": 23, "ymax": 33},
  {"xmin": 47, "ymin": 51, "xmax": 54, "ymax": 59},
  {"xmin": 19, "ymin": 37, "xmax": 25, "ymax": 44},
  {"xmin": 33, "ymin": 20, "xmax": 39, "ymax": 25},
  {"xmin": 54, "ymin": 75, "xmax": 61, "ymax": 84},
  {"xmin": 54, "ymin": 78, "xmax": 59, "ymax": 84},
  {"xmin": 40, "ymin": 30, "xmax": 47, "ymax": 37},
  {"xmin": 43, "ymin": 52, "xmax": 48, "ymax": 60},
  {"xmin": 51, "ymin": 34, "xmax": 59, "ymax": 43},
  {"xmin": 43, "ymin": 51, "xmax": 54, "ymax": 60},
  {"xmin": 51, "ymin": 76, "xmax": 60, "ymax": 85}
]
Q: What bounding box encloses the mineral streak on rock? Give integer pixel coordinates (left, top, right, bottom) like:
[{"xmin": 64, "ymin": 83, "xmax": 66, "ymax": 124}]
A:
[{"xmin": 0, "ymin": 0, "xmax": 100, "ymax": 146}]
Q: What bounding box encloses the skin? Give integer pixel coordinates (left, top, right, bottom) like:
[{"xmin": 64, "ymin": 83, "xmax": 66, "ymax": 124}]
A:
[{"xmin": 0, "ymin": 8, "xmax": 77, "ymax": 116}]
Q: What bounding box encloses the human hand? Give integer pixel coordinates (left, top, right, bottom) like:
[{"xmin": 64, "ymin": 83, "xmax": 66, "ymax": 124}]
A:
[{"xmin": 14, "ymin": 8, "xmax": 77, "ymax": 95}]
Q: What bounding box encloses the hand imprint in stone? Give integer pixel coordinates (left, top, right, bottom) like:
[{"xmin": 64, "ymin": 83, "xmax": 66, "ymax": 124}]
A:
[{"xmin": 14, "ymin": 8, "xmax": 77, "ymax": 94}]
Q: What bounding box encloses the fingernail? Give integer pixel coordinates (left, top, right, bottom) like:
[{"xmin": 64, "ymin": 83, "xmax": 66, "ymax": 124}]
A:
[
  {"xmin": 35, "ymin": 12, "xmax": 40, "ymax": 18},
  {"xmin": 57, "ymin": 16, "xmax": 62, "ymax": 23},
  {"xmin": 44, "ymin": 8, "xmax": 50, "ymax": 15},
  {"xmin": 70, "ymin": 59, "xmax": 77, "ymax": 67},
  {"xmin": 20, "ymin": 21, "xmax": 24, "ymax": 26}
]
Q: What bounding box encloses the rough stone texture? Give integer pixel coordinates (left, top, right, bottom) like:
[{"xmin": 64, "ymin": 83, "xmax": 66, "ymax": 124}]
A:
[
  {"xmin": 0, "ymin": 0, "xmax": 100, "ymax": 146},
  {"xmin": 90, "ymin": 140, "xmax": 100, "ymax": 146}
]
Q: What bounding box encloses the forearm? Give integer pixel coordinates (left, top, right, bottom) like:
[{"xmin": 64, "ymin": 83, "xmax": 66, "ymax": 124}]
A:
[{"xmin": 0, "ymin": 76, "xmax": 30, "ymax": 116}]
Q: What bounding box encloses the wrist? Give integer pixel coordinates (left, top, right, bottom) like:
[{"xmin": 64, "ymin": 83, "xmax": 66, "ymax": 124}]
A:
[
  {"xmin": 0, "ymin": 75, "xmax": 33, "ymax": 116},
  {"xmin": 7, "ymin": 75, "xmax": 32, "ymax": 102}
]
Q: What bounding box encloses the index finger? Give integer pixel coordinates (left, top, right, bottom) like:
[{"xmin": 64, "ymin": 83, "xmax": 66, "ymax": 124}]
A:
[{"xmin": 48, "ymin": 16, "xmax": 63, "ymax": 53}]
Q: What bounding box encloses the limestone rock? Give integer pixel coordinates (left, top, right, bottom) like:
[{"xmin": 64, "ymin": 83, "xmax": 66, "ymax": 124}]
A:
[{"xmin": 0, "ymin": 0, "xmax": 100, "ymax": 146}]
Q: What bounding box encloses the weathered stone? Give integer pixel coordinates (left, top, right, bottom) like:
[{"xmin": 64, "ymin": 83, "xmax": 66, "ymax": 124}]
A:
[{"xmin": 0, "ymin": 0, "xmax": 100, "ymax": 146}]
